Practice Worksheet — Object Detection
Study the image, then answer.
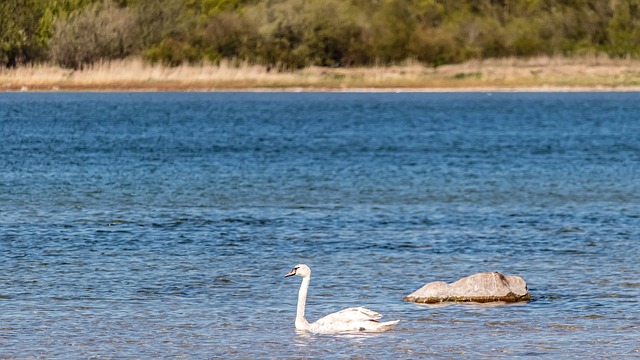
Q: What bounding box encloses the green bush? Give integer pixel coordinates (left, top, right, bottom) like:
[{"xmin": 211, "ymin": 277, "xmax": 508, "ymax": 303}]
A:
[
  {"xmin": 606, "ymin": 0, "xmax": 640, "ymax": 57},
  {"xmin": 0, "ymin": 0, "xmax": 48, "ymax": 67},
  {"xmin": 145, "ymin": 35, "xmax": 203, "ymax": 66},
  {"xmin": 201, "ymin": 11, "xmax": 258, "ymax": 62}
]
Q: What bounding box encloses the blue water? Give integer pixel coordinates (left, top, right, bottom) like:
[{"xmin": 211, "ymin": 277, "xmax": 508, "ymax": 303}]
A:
[{"xmin": 0, "ymin": 92, "xmax": 638, "ymax": 358}]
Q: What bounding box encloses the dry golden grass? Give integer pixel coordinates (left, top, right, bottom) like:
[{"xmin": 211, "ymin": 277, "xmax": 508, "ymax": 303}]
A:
[{"xmin": 2, "ymin": 56, "xmax": 640, "ymax": 91}]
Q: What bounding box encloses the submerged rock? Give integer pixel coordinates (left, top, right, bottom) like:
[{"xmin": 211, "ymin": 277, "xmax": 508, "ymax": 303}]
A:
[{"xmin": 404, "ymin": 272, "xmax": 531, "ymax": 303}]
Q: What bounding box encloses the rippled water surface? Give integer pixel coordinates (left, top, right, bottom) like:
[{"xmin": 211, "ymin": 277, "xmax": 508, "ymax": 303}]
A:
[{"xmin": 1, "ymin": 92, "xmax": 639, "ymax": 358}]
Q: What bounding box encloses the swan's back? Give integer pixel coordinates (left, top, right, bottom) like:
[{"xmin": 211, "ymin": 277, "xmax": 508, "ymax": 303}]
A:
[
  {"xmin": 310, "ymin": 307, "xmax": 399, "ymax": 333},
  {"xmin": 316, "ymin": 307, "xmax": 381, "ymax": 323}
]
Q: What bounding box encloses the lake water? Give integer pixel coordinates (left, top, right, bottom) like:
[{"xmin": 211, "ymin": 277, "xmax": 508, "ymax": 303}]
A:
[{"xmin": 0, "ymin": 92, "xmax": 638, "ymax": 358}]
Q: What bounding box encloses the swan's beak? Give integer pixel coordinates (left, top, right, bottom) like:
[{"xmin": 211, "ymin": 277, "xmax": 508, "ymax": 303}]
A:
[{"xmin": 284, "ymin": 268, "xmax": 297, "ymax": 278}]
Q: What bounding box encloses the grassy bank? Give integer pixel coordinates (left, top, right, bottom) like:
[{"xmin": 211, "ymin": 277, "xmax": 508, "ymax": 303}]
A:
[{"xmin": 2, "ymin": 57, "xmax": 640, "ymax": 92}]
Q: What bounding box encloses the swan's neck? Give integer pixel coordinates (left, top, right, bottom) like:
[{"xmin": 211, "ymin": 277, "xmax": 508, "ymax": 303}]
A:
[{"xmin": 295, "ymin": 276, "xmax": 311, "ymax": 330}]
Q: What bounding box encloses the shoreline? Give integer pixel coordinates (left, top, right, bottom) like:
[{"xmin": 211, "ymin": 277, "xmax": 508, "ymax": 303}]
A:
[
  {"xmin": 6, "ymin": 85, "xmax": 640, "ymax": 93},
  {"xmin": 2, "ymin": 57, "xmax": 640, "ymax": 92}
]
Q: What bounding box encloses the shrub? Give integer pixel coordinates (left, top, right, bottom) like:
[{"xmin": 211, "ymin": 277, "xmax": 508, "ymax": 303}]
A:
[
  {"xmin": 145, "ymin": 35, "xmax": 203, "ymax": 66},
  {"xmin": 202, "ymin": 10, "xmax": 259, "ymax": 62},
  {"xmin": 0, "ymin": 0, "xmax": 48, "ymax": 67},
  {"xmin": 49, "ymin": 0, "xmax": 138, "ymax": 69}
]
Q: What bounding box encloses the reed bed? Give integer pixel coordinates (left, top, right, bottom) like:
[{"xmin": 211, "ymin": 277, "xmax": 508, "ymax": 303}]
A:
[{"xmin": 2, "ymin": 56, "xmax": 640, "ymax": 91}]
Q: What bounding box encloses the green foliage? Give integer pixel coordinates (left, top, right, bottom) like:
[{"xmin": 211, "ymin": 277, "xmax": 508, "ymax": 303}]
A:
[
  {"xmin": 0, "ymin": 0, "xmax": 49, "ymax": 67},
  {"xmin": 5, "ymin": 0, "xmax": 640, "ymax": 68},
  {"xmin": 132, "ymin": 0, "xmax": 189, "ymax": 50},
  {"xmin": 145, "ymin": 36, "xmax": 203, "ymax": 66},
  {"xmin": 201, "ymin": 0, "xmax": 242, "ymax": 15},
  {"xmin": 201, "ymin": 10, "xmax": 258, "ymax": 62},
  {"xmin": 606, "ymin": 0, "xmax": 640, "ymax": 57}
]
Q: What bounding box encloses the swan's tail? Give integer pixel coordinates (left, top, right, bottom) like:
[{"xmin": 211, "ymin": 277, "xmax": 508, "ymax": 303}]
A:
[{"xmin": 376, "ymin": 320, "xmax": 400, "ymax": 331}]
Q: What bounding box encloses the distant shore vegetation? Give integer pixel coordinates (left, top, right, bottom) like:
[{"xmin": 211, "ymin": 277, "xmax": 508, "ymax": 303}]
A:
[{"xmin": 2, "ymin": 0, "xmax": 640, "ymax": 71}]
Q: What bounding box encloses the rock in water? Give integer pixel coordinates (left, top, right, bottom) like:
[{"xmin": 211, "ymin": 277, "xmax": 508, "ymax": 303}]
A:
[{"xmin": 404, "ymin": 272, "xmax": 531, "ymax": 303}]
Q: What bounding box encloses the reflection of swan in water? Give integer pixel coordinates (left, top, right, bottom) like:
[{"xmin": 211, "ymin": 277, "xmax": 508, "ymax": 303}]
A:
[{"xmin": 284, "ymin": 264, "xmax": 399, "ymax": 333}]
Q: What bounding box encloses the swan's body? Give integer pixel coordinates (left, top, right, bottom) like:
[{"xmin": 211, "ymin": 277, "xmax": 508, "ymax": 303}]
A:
[{"xmin": 285, "ymin": 264, "xmax": 399, "ymax": 333}]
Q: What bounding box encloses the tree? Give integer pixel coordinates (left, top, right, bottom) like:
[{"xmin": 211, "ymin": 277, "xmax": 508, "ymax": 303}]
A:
[
  {"xmin": 0, "ymin": 0, "xmax": 48, "ymax": 67},
  {"xmin": 607, "ymin": 0, "xmax": 640, "ymax": 57},
  {"xmin": 48, "ymin": 0, "xmax": 138, "ymax": 69},
  {"xmin": 5, "ymin": 0, "xmax": 640, "ymax": 69},
  {"xmin": 131, "ymin": 0, "xmax": 188, "ymax": 51},
  {"xmin": 200, "ymin": 10, "xmax": 259, "ymax": 63}
]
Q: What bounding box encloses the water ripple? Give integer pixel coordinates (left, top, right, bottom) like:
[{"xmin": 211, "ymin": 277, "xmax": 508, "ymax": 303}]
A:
[{"xmin": 0, "ymin": 92, "xmax": 638, "ymax": 358}]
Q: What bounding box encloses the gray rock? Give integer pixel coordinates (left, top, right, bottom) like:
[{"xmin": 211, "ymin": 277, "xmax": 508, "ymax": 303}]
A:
[{"xmin": 404, "ymin": 272, "xmax": 531, "ymax": 303}]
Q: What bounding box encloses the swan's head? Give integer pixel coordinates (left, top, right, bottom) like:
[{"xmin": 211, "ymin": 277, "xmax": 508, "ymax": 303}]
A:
[{"xmin": 285, "ymin": 264, "xmax": 311, "ymax": 278}]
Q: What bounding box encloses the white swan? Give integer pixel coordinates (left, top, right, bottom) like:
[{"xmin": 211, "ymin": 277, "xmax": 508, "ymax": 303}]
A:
[{"xmin": 285, "ymin": 264, "xmax": 400, "ymax": 333}]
